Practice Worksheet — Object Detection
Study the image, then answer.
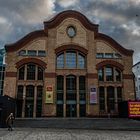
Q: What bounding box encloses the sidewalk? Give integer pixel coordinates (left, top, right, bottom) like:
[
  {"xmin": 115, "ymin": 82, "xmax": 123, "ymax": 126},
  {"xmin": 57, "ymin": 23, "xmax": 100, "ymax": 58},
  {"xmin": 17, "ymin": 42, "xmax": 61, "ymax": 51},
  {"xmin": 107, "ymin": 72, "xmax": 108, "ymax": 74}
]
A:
[{"xmin": 13, "ymin": 118, "xmax": 140, "ymax": 131}]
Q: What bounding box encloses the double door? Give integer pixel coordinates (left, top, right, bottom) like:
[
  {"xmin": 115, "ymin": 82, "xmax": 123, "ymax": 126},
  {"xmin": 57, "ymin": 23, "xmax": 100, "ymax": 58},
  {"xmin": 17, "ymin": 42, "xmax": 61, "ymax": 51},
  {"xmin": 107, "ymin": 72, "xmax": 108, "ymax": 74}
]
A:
[{"xmin": 56, "ymin": 75, "xmax": 86, "ymax": 117}]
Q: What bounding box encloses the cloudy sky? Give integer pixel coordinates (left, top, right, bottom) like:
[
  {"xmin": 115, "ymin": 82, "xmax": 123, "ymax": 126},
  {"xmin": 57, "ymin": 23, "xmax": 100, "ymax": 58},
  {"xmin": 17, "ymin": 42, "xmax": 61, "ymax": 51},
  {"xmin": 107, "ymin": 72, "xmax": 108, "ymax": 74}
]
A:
[{"xmin": 0, "ymin": 0, "xmax": 140, "ymax": 64}]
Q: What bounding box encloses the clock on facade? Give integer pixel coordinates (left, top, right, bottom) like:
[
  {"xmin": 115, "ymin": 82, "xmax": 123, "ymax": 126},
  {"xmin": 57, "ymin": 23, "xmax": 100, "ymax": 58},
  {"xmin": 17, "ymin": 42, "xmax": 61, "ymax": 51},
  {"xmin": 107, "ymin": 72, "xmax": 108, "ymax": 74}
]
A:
[{"xmin": 67, "ymin": 26, "xmax": 76, "ymax": 38}]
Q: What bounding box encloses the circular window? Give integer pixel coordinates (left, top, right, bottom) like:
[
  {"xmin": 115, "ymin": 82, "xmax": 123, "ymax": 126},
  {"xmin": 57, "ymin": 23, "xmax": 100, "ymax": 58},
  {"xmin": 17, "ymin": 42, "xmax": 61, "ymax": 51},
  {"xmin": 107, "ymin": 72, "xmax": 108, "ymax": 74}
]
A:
[{"xmin": 67, "ymin": 26, "xmax": 76, "ymax": 38}]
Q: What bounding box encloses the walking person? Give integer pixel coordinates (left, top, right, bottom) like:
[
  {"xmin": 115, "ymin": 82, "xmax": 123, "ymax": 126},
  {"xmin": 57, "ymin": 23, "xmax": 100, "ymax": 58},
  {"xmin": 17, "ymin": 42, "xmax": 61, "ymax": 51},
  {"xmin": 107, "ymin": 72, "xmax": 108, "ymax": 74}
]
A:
[{"xmin": 6, "ymin": 113, "xmax": 14, "ymax": 131}]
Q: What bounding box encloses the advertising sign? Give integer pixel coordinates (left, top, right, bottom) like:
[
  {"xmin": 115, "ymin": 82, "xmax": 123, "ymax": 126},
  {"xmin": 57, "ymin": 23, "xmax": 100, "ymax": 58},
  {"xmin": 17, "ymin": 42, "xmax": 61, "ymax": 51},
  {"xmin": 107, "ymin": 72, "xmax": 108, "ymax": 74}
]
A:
[
  {"xmin": 45, "ymin": 86, "xmax": 53, "ymax": 104},
  {"xmin": 128, "ymin": 101, "xmax": 140, "ymax": 118},
  {"xmin": 90, "ymin": 87, "xmax": 97, "ymax": 104}
]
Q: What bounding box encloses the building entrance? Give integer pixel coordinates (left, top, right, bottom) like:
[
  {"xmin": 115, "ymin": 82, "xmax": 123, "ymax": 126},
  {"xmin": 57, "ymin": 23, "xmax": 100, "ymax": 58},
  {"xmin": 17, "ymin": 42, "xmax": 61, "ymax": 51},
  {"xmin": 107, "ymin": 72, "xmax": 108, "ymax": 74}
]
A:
[
  {"xmin": 56, "ymin": 75, "xmax": 86, "ymax": 117},
  {"xmin": 66, "ymin": 104, "xmax": 77, "ymax": 117}
]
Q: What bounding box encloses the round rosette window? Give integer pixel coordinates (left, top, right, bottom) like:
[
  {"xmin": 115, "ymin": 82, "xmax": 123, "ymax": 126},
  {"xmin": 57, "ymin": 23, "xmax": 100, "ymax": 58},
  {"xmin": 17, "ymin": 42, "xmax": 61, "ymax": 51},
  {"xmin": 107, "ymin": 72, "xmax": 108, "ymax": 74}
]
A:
[{"xmin": 67, "ymin": 26, "xmax": 76, "ymax": 38}]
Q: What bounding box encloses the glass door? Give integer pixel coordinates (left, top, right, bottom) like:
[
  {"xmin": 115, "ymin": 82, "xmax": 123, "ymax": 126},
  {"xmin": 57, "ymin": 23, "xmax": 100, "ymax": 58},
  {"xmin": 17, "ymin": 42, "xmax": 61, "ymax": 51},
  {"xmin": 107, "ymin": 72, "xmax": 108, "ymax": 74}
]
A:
[
  {"xmin": 66, "ymin": 75, "xmax": 77, "ymax": 117},
  {"xmin": 66, "ymin": 104, "xmax": 76, "ymax": 117}
]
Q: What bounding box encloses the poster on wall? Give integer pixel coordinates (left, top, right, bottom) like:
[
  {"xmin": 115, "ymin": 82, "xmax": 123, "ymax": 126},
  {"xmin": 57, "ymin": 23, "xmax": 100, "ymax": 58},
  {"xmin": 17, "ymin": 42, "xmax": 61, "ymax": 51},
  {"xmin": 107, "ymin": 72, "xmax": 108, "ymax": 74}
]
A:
[
  {"xmin": 128, "ymin": 101, "xmax": 140, "ymax": 118},
  {"xmin": 90, "ymin": 86, "xmax": 97, "ymax": 104},
  {"xmin": 45, "ymin": 86, "xmax": 53, "ymax": 104}
]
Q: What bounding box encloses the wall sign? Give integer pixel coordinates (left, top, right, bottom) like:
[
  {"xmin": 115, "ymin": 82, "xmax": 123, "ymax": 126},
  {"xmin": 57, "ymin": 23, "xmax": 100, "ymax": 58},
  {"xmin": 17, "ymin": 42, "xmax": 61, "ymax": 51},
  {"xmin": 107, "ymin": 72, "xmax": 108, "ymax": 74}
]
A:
[
  {"xmin": 45, "ymin": 86, "xmax": 53, "ymax": 104},
  {"xmin": 90, "ymin": 86, "xmax": 97, "ymax": 104},
  {"xmin": 128, "ymin": 101, "xmax": 140, "ymax": 118}
]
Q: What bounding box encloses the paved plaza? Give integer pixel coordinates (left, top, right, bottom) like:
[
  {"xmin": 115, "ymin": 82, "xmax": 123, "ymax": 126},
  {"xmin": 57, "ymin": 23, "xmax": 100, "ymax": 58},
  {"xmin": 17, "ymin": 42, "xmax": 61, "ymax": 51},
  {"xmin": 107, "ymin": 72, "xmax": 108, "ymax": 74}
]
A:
[{"xmin": 0, "ymin": 128, "xmax": 140, "ymax": 140}]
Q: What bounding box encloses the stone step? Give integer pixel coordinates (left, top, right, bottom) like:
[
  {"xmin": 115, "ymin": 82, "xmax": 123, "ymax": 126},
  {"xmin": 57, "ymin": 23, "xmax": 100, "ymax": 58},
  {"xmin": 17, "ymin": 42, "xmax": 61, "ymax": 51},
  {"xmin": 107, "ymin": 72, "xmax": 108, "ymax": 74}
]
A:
[{"xmin": 14, "ymin": 118, "xmax": 140, "ymax": 130}]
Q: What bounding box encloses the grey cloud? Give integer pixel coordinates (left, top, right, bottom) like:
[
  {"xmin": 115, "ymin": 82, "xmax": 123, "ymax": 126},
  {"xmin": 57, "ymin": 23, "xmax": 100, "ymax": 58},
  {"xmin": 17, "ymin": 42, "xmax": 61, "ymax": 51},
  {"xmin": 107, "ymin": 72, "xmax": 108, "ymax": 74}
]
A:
[
  {"xmin": 0, "ymin": 0, "xmax": 56, "ymax": 24},
  {"xmin": 0, "ymin": 0, "xmax": 140, "ymax": 64},
  {"xmin": 0, "ymin": 0, "xmax": 55, "ymax": 47},
  {"xmin": 69, "ymin": 0, "xmax": 140, "ymax": 64}
]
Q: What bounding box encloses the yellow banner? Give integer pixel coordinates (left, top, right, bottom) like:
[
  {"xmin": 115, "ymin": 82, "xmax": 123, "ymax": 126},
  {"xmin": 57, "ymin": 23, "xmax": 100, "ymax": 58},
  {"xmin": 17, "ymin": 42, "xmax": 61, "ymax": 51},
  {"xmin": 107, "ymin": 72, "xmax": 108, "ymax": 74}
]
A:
[
  {"xmin": 45, "ymin": 86, "xmax": 53, "ymax": 103},
  {"xmin": 129, "ymin": 101, "xmax": 140, "ymax": 118}
]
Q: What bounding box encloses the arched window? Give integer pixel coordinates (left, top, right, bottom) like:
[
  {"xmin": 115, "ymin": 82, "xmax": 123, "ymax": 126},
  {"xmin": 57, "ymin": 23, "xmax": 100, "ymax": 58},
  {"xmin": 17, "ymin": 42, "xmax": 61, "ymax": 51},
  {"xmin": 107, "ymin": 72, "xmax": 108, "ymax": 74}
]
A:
[
  {"xmin": 57, "ymin": 76, "xmax": 64, "ymax": 91},
  {"xmin": 107, "ymin": 86, "xmax": 115, "ymax": 112},
  {"xmin": 66, "ymin": 75, "xmax": 76, "ymax": 90},
  {"xmin": 79, "ymin": 76, "xmax": 86, "ymax": 101},
  {"xmin": 106, "ymin": 66, "xmax": 113, "ymax": 81},
  {"xmin": 17, "ymin": 85, "xmax": 23, "ymax": 99},
  {"xmin": 66, "ymin": 75, "xmax": 76, "ymax": 101},
  {"xmin": 36, "ymin": 86, "xmax": 43, "ymax": 117},
  {"xmin": 98, "ymin": 66, "xmax": 122, "ymax": 82},
  {"xmin": 38, "ymin": 67, "xmax": 43, "ymax": 80},
  {"xmin": 25, "ymin": 85, "xmax": 34, "ymax": 117},
  {"xmin": 56, "ymin": 50, "xmax": 86, "ymax": 69},
  {"xmin": 18, "ymin": 63, "xmax": 44, "ymax": 81},
  {"xmin": 57, "ymin": 53, "xmax": 64, "ymax": 68},
  {"xmin": 27, "ymin": 64, "xmax": 36, "ymax": 80},
  {"xmin": 98, "ymin": 68, "xmax": 104, "ymax": 81},
  {"xmin": 117, "ymin": 87, "xmax": 122, "ymax": 103},
  {"xmin": 18, "ymin": 66, "xmax": 25, "ymax": 80},
  {"xmin": 66, "ymin": 51, "xmax": 76, "ymax": 68},
  {"xmin": 26, "ymin": 85, "xmax": 34, "ymax": 98},
  {"xmin": 17, "ymin": 63, "xmax": 44, "ymax": 118},
  {"xmin": 56, "ymin": 75, "xmax": 64, "ymax": 117},
  {"xmin": 115, "ymin": 69, "xmax": 121, "ymax": 81},
  {"xmin": 37, "ymin": 86, "xmax": 43, "ymax": 98},
  {"xmin": 78, "ymin": 54, "xmax": 85, "ymax": 68},
  {"xmin": 57, "ymin": 76, "xmax": 64, "ymax": 101},
  {"xmin": 99, "ymin": 86, "xmax": 105, "ymax": 111}
]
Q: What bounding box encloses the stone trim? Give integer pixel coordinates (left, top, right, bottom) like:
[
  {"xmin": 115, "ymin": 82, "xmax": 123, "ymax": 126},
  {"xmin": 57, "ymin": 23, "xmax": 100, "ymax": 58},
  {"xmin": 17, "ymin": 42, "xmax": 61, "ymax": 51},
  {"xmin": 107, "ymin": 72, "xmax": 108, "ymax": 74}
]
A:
[
  {"xmin": 45, "ymin": 73, "xmax": 56, "ymax": 78},
  {"xmin": 44, "ymin": 10, "xmax": 99, "ymax": 33},
  {"xmin": 123, "ymin": 74, "xmax": 134, "ymax": 79},
  {"xmin": 55, "ymin": 44, "xmax": 88, "ymax": 54},
  {"xmin": 5, "ymin": 72, "xmax": 17, "ymax": 77},
  {"xmin": 5, "ymin": 30, "xmax": 47, "ymax": 52},
  {"xmin": 96, "ymin": 60, "xmax": 124, "ymax": 71},
  {"xmin": 86, "ymin": 73, "xmax": 98, "ymax": 79},
  {"xmin": 16, "ymin": 58, "xmax": 47, "ymax": 69}
]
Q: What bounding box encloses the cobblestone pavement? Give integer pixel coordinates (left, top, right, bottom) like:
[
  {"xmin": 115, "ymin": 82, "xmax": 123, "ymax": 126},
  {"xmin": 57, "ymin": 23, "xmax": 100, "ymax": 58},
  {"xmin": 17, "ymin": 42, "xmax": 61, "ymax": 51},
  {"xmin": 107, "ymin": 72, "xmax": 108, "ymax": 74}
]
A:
[{"xmin": 0, "ymin": 128, "xmax": 140, "ymax": 140}]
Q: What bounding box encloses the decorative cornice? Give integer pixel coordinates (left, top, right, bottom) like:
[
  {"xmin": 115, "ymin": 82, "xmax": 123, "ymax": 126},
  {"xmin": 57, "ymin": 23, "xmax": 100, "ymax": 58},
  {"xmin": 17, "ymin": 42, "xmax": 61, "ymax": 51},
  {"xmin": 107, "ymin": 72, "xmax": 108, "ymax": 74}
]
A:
[
  {"xmin": 86, "ymin": 73, "xmax": 98, "ymax": 79},
  {"xmin": 5, "ymin": 30, "xmax": 47, "ymax": 52},
  {"xmin": 95, "ymin": 33, "xmax": 134, "ymax": 56},
  {"xmin": 5, "ymin": 72, "xmax": 17, "ymax": 77},
  {"xmin": 45, "ymin": 73, "xmax": 56, "ymax": 78},
  {"xmin": 16, "ymin": 58, "xmax": 47, "ymax": 69},
  {"xmin": 44, "ymin": 10, "xmax": 99, "ymax": 33},
  {"xmin": 123, "ymin": 74, "xmax": 134, "ymax": 79},
  {"xmin": 55, "ymin": 44, "xmax": 88, "ymax": 54},
  {"xmin": 96, "ymin": 60, "xmax": 124, "ymax": 71}
]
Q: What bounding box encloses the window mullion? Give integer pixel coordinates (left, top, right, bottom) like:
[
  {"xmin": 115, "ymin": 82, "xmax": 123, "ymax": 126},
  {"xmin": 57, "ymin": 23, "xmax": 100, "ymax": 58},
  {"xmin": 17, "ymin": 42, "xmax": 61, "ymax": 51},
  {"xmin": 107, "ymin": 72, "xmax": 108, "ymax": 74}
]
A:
[
  {"xmin": 76, "ymin": 52, "xmax": 78, "ymax": 68},
  {"xmin": 64, "ymin": 51, "xmax": 66, "ymax": 68},
  {"xmin": 35, "ymin": 66, "xmax": 38, "ymax": 81},
  {"xmin": 25, "ymin": 65, "xmax": 27, "ymax": 80}
]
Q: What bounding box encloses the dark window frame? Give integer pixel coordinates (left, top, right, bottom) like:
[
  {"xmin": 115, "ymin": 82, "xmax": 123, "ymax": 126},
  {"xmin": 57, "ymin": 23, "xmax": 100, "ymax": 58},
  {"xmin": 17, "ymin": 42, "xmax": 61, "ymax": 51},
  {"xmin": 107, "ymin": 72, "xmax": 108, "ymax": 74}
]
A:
[
  {"xmin": 19, "ymin": 50, "xmax": 26, "ymax": 56},
  {"xmin": 38, "ymin": 50, "xmax": 46, "ymax": 57},
  {"xmin": 18, "ymin": 66, "xmax": 25, "ymax": 80},
  {"xmin": 27, "ymin": 50, "xmax": 37, "ymax": 56},
  {"xmin": 56, "ymin": 50, "xmax": 86, "ymax": 69},
  {"xmin": 27, "ymin": 64, "xmax": 36, "ymax": 80}
]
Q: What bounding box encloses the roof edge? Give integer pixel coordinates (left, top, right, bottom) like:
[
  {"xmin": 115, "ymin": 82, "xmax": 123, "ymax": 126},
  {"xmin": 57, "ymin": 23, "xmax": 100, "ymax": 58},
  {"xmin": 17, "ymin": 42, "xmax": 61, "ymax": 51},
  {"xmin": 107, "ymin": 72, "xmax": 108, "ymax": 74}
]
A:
[
  {"xmin": 44, "ymin": 10, "xmax": 99, "ymax": 32},
  {"xmin": 95, "ymin": 33, "xmax": 134, "ymax": 56},
  {"xmin": 5, "ymin": 30, "xmax": 47, "ymax": 52}
]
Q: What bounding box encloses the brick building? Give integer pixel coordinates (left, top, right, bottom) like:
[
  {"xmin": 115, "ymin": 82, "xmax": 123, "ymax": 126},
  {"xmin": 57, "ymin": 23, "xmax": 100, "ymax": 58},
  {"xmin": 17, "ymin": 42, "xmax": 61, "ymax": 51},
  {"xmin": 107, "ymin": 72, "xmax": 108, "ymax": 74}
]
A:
[{"xmin": 4, "ymin": 10, "xmax": 135, "ymax": 118}]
